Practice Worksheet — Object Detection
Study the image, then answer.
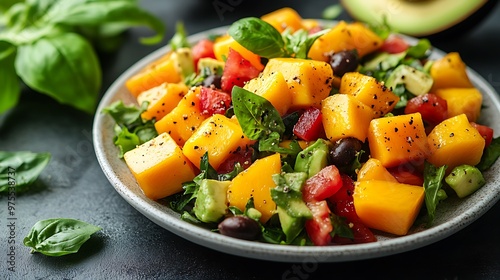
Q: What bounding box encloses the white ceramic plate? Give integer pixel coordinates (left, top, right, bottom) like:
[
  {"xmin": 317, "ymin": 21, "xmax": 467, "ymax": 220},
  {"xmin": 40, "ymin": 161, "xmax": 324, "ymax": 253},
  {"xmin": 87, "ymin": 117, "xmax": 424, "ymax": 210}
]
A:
[{"xmin": 93, "ymin": 25, "xmax": 500, "ymax": 262}]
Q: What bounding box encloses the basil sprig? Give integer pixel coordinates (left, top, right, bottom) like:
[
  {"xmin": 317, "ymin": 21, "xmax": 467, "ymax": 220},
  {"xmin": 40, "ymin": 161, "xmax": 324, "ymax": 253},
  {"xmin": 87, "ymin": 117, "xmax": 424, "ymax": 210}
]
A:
[
  {"xmin": 0, "ymin": 0, "xmax": 165, "ymax": 114},
  {"xmin": 228, "ymin": 17, "xmax": 328, "ymax": 59},
  {"xmin": 24, "ymin": 218, "xmax": 101, "ymax": 257},
  {"xmin": 0, "ymin": 151, "xmax": 51, "ymax": 193},
  {"xmin": 423, "ymin": 162, "xmax": 448, "ymax": 225}
]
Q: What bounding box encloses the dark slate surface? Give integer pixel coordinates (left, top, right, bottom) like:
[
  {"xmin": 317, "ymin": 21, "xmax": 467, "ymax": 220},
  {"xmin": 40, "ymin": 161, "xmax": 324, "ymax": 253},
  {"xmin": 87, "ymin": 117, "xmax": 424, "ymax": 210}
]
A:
[{"xmin": 1, "ymin": 1, "xmax": 500, "ymax": 279}]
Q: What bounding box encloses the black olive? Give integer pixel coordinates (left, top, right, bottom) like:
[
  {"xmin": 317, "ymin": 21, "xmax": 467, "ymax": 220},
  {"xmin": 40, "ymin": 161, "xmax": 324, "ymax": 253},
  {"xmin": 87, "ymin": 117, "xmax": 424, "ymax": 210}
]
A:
[
  {"xmin": 329, "ymin": 137, "xmax": 364, "ymax": 167},
  {"xmin": 218, "ymin": 216, "xmax": 260, "ymax": 241},
  {"xmin": 329, "ymin": 50, "xmax": 359, "ymax": 77},
  {"xmin": 202, "ymin": 74, "xmax": 222, "ymax": 89}
]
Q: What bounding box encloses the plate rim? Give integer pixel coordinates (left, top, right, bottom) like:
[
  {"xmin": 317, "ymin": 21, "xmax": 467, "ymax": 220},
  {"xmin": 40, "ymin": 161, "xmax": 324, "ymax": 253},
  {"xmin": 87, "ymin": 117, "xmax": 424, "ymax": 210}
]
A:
[{"xmin": 93, "ymin": 24, "xmax": 500, "ymax": 263}]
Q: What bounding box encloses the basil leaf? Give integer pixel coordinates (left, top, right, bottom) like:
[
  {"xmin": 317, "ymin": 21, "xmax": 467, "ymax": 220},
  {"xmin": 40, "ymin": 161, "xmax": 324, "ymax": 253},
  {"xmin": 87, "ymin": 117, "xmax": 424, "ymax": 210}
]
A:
[
  {"xmin": 228, "ymin": 17, "xmax": 287, "ymax": 59},
  {"xmin": 232, "ymin": 86, "xmax": 285, "ymax": 141},
  {"xmin": 283, "ymin": 28, "xmax": 329, "ymax": 59},
  {"xmin": 0, "ymin": 151, "xmax": 51, "ymax": 193},
  {"xmin": 23, "ymin": 218, "xmax": 101, "ymax": 257},
  {"xmin": 102, "ymin": 100, "xmax": 145, "ymax": 128},
  {"xmin": 477, "ymin": 137, "xmax": 500, "ymax": 171},
  {"xmin": 15, "ymin": 32, "xmax": 101, "ymax": 114},
  {"xmin": 0, "ymin": 42, "xmax": 20, "ymax": 113},
  {"xmin": 258, "ymin": 132, "xmax": 302, "ymax": 156},
  {"xmin": 423, "ymin": 161, "xmax": 447, "ymax": 225}
]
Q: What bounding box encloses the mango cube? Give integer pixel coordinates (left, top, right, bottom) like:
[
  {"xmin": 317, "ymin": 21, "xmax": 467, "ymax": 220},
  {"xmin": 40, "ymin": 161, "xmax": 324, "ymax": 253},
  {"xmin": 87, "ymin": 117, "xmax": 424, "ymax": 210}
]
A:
[
  {"xmin": 435, "ymin": 87, "xmax": 482, "ymax": 122},
  {"xmin": 357, "ymin": 158, "xmax": 398, "ymax": 182},
  {"xmin": 261, "ymin": 7, "xmax": 304, "ymax": 33},
  {"xmin": 137, "ymin": 83, "xmax": 188, "ymax": 121},
  {"xmin": 124, "ymin": 132, "xmax": 196, "ymax": 200},
  {"xmin": 244, "ymin": 71, "xmax": 292, "ymax": 116},
  {"xmin": 213, "ymin": 35, "xmax": 264, "ymax": 71}
]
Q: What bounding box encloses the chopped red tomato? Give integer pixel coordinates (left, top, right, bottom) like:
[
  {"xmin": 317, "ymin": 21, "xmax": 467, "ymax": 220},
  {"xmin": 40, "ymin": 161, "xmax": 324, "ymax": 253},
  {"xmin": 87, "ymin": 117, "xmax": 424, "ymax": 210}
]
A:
[
  {"xmin": 216, "ymin": 146, "xmax": 253, "ymax": 174},
  {"xmin": 293, "ymin": 107, "xmax": 324, "ymax": 141},
  {"xmin": 221, "ymin": 48, "xmax": 261, "ymax": 93},
  {"xmin": 192, "ymin": 39, "xmax": 216, "ymax": 70},
  {"xmin": 404, "ymin": 93, "xmax": 448, "ymax": 126},
  {"xmin": 388, "ymin": 165, "xmax": 424, "ymax": 186},
  {"xmin": 199, "ymin": 87, "xmax": 232, "ymax": 116},
  {"xmin": 328, "ymin": 175, "xmax": 376, "ymax": 244},
  {"xmin": 379, "ymin": 35, "xmax": 409, "ymax": 54},
  {"xmin": 303, "ymin": 165, "xmax": 342, "ymax": 202},
  {"xmin": 305, "ymin": 200, "xmax": 332, "ymax": 246},
  {"xmin": 471, "ymin": 122, "xmax": 494, "ymax": 147}
]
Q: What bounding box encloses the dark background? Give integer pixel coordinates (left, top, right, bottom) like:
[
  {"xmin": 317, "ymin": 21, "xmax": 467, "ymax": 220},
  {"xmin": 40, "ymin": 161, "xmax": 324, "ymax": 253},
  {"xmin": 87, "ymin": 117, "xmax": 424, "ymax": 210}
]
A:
[{"xmin": 1, "ymin": 0, "xmax": 500, "ymax": 279}]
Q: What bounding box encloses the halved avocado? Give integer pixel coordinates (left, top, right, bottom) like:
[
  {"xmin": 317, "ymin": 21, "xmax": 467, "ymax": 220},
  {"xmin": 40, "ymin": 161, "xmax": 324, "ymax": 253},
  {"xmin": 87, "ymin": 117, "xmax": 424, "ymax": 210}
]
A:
[{"xmin": 341, "ymin": 0, "xmax": 497, "ymax": 38}]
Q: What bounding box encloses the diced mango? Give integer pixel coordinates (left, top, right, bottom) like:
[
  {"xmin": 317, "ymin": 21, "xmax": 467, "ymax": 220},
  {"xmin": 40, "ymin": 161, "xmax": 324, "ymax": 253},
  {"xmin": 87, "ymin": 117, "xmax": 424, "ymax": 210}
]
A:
[
  {"xmin": 321, "ymin": 94, "xmax": 374, "ymax": 142},
  {"xmin": 308, "ymin": 21, "xmax": 383, "ymax": 62},
  {"xmin": 228, "ymin": 153, "xmax": 281, "ymax": 223},
  {"xmin": 137, "ymin": 83, "xmax": 189, "ymax": 121},
  {"xmin": 434, "ymin": 87, "xmax": 482, "ymax": 122},
  {"xmin": 244, "ymin": 71, "xmax": 292, "ymax": 116},
  {"xmin": 353, "ymin": 180, "xmax": 425, "ymax": 236},
  {"xmin": 279, "ymin": 140, "xmax": 311, "ymax": 150},
  {"xmin": 125, "ymin": 53, "xmax": 182, "ymax": 97},
  {"xmin": 124, "ymin": 133, "xmax": 196, "ymax": 200},
  {"xmin": 357, "ymin": 158, "xmax": 398, "ymax": 182},
  {"xmin": 301, "ymin": 19, "xmax": 320, "ymax": 31},
  {"xmin": 261, "ymin": 7, "xmax": 304, "ymax": 33},
  {"xmin": 213, "ymin": 35, "xmax": 264, "ymax": 71},
  {"xmin": 340, "ymin": 72, "xmax": 399, "ymax": 118},
  {"xmin": 154, "ymin": 86, "xmax": 208, "ymax": 146},
  {"xmin": 427, "ymin": 114, "xmax": 485, "ymax": 171},
  {"xmin": 263, "ymin": 58, "xmax": 333, "ymax": 109},
  {"xmin": 183, "ymin": 114, "xmax": 254, "ymax": 170},
  {"xmin": 368, "ymin": 113, "xmax": 428, "ymax": 168},
  {"xmin": 430, "ymin": 52, "xmax": 474, "ymax": 91}
]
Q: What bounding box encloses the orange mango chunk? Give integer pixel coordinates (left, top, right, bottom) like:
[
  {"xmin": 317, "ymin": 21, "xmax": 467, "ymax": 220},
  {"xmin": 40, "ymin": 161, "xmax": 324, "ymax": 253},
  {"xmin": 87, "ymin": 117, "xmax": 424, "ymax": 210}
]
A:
[
  {"xmin": 183, "ymin": 114, "xmax": 253, "ymax": 170},
  {"xmin": 434, "ymin": 88, "xmax": 482, "ymax": 122},
  {"xmin": 368, "ymin": 113, "xmax": 429, "ymax": 168},
  {"xmin": 308, "ymin": 21, "xmax": 383, "ymax": 62},
  {"xmin": 261, "ymin": 7, "xmax": 304, "ymax": 33},
  {"xmin": 228, "ymin": 153, "xmax": 281, "ymax": 223},
  {"xmin": 244, "ymin": 71, "xmax": 292, "ymax": 116},
  {"xmin": 430, "ymin": 52, "xmax": 474, "ymax": 91},
  {"xmin": 124, "ymin": 133, "xmax": 196, "ymax": 200},
  {"xmin": 427, "ymin": 114, "xmax": 485, "ymax": 172},
  {"xmin": 213, "ymin": 35, "xmax": 264, "ymax": 71},
  {"xmin": 154, "ymin": 86, "xmax": 207, "ymax": 146},
  {"xmin": 137, "ymin": 83, "xmax": 189, "ymax": 121},
  {"xmin": 357, "ymin": 158, "xmax": 398, "ymax": 182},
  {"xmin": 353, "ymin": 180, "xmax": 425, "ymax": 236}
]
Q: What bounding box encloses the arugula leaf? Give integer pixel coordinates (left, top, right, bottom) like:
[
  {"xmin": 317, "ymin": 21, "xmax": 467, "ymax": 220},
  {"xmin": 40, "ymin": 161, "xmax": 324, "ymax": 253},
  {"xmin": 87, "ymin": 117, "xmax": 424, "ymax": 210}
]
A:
[
  {"xmin": 330, "ymin": 214, "xmax": 354, "ymax": 239},
  {"xmin": 406, "ymin": 38, "xmax": 432, "ymax": 59},
  {"xmin": 228, "ymin": 17, "xmax": 286, "ymax": 59},
  {"xmin": 23, "ymin": 218, "xmax": 101, "ymax": 256},
  {"xmin": 0, "ymin": 151, "xmax": 51, "ymax": 193},
  {"xmin": 477, "ymin": 137, "xmax": 500, "ymax": 171},
  {"xmin": 0, "ymin": 42, "xmax": 20, "ymax": 113},
  {"xmin": 423, "ymin": 161, "xmax": 448, "ymax": 225},
  {"xmin": 169, "ymin": 21, "xmax": 190, "ymax": 50},
  {"xmin": 258, "ymin": 132, "xmax": 303, "ymax": 156},
  {"xmin": 232, "ymin": 86, "xmax": 285, "ymax": 141}
]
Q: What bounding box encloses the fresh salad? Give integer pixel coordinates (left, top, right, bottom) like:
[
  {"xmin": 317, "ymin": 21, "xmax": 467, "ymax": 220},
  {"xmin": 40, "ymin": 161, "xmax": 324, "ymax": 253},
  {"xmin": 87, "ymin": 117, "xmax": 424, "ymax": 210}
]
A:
[{"xmin": 103, "ymin": 8, "xmax": 500, "ymax": 246}]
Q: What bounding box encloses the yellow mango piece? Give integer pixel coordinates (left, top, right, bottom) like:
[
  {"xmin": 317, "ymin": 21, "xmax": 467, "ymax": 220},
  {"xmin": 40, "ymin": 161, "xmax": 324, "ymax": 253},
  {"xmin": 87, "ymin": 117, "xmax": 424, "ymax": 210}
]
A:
[
  {"xmin": 321, "ymin": 94, "xmax": 374, "ymax": 142},
  {"xmin": 279, "ymin": 140, "xmax": 311, "ymax": 150},
  {"xmin": 357, "ymin": 158, "xmax": 398, "ymax": 182},
  {"xmin": 154, "ymin": 86, "xmax": 208, "ymax": 146},
  {"xmin": 430, "ymin": 52, "xmax": 474, "ymax": 91},
  {"xmin": 228, "ymin": 153, "xmax": 281, "ymax": 223},
  {"xmin": 126, "ymin": 53, "xmax": 182, "ymax": 97},
  {"xmin": 427, "ymin": 114, "xmax": 485, "ymax": 171},
  {"xmin": 301, "ymin": 19, "xmax": 320, "ymax": 31},
  {"xmin": 213, "ymin": 35, "xmax": 264, "ymax": 71},
  {"xmin": 434, "ymin": 87, "xmax": 482, "ymax": 122},
  {"xmin": 308, "ymin": 21, "xmax": 383, "ymax": 62},
  {"xmin": 353, "ymin": 180, "xmax": 425, "ymax": 236},
  {"xmin": 124, "ymin": 133, "xmax": 196, "ymax": 200},
  {"xmin": 368, "ymin": 113, "xmax": 429, "ymax": 168},
  {"xmin": 244, "ymin": 71, "xmax": 292, "ymax": 116},
  {"xmin": 263, "ymin": 58, "xmax": 333, "ymax": 109},
  {"xmin": 183, "ymin": 114, "xmax": 254, "ymax": 170},
  {"xmin": 137, "ymin": 83, "xmax": 189, "ymax": 121},
  {"xmin": 261, "ymin": 7, "xmax": 304, "ymax": 33},
  {"xmin": 340, "ymin": 72, "xmax": 399, "ymax": 118}
]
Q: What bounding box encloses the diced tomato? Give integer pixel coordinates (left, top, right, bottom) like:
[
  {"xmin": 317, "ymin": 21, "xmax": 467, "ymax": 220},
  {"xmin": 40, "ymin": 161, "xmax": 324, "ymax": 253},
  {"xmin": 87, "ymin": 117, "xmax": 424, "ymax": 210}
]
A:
[
  {"xmin": 328, "ymin": 175, "xmax": 376, "ymax": 244},
  {"xmin": 221, "ymin": 48, "xmax": 261, "ymax": 93},
  {"xmin": 303, "ymin": 165, "xmax": 342, "ymax": 202},
  {"xmin": 471, "ymin": 122, "xmax": 494, "ymax": 147},
  {"xmin": 379, "ymin": 35, "xmax": 409, "ymax": 54},
  {"xmin": 404, "ymin": 93, "xmax": 448, "ymax": 126},
  {"xmin": 192, "ymin": 39, "xmax": 216, "ymax": 70},
  {"xmin": 293, "ymin": 107, "xmax": 324, "ymax": 141},
  {"xmin": 216, "ymin": 146, "xmax": 253, "ymax": 174},
  {"xmin": 388, "ymin": 165, "xmax": 424, "ymax": 186},
  {"xmin": 199, "ymin": 87, "xmax": 232, "ymax": 116},
  {"xmin": 305, "ymin": 200, "xmax": 332, "ymax": 246}
]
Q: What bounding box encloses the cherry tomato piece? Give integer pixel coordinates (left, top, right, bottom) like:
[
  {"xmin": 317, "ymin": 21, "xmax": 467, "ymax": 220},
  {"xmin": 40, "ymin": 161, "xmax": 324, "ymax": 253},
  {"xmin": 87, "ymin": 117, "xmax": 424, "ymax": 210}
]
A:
[
  {"xmin": 293, "ymin": 107, "xmax": 324, "ymax": 141},
  {"xmin": 199, "ymin": 87, "xmax": 232, "ymax": 116},
  {"xmin": 305, "ymin": 200, "xmax": 333, "ymax": 246},
  {"xmin": 471, "ymin": 122, "xmax": 494, "ymax": 147},
  {"xmin": 216, "ymin": 146, "xmax": 253, "ymax": 174},
  {"xmin": 221, "ymin": 48, "xmax": 261, "ymax": 93},
  {"xmin": 192, "ymin": 39, "xmax": 216, "ymax": 70},
  {"xmin": 404, "ymin": 93, "xmax": 448, "ymax": 126},
  {"xmin": 379, "ymin": 35, "xmax": 409, "ymax": 54},
  {"xmin": 388, "ymin": 166, "xmax": 424, "ymax": 186},
  {"xmin": 303, "ymin": 165, "xmax": 343, "ymax": 202}
]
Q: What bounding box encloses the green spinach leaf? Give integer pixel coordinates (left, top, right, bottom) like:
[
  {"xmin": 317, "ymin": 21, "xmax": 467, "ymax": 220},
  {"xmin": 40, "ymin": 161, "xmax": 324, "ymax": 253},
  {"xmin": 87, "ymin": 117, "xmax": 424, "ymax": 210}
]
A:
[
  {"xmin": 423, "ymin": 161, "xmax": 447, "ymax": 225},
  {"xmin": 0, "ymin": 151, "xmax": 51, "ymax": 193},
  {"xmin": 0, "ymin": 42, "xmax": 20, "ymax": 113},
  {"xmin": 477, "ymin": 137, "xmax": 500, "ymax": 171},
  {"xmin": 23, "ymin": 218, "xmax": 101, "ymax": 257}
]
